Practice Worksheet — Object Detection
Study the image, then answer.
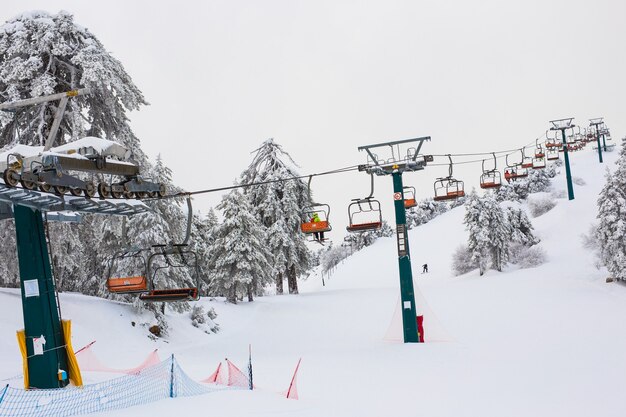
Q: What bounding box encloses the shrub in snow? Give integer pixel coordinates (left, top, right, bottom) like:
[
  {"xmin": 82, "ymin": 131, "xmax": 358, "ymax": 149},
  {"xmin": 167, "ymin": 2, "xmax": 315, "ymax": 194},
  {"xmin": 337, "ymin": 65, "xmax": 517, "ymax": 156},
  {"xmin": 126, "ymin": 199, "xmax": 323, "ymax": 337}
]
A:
[
  {"xmin": 451, "ymin": 244, "xmax": 477, "ymax": 276},
  {"xmin": 509, "ymin": 244, "xmax": 546, "ymax": 269},
  {"xmin": 527, "ymin": 194, "xmax": 557, "ymax": 217},
  {"xmin": 572, "ymin": 177, "xmax": 586, "ymax": 186},
  {"xmin": 320, "ymin": 245, "xmax": 352, "ymax": 275},
  {"xmin": 190, "ymin": 305, "xmax": 220, "ymax": 334}
]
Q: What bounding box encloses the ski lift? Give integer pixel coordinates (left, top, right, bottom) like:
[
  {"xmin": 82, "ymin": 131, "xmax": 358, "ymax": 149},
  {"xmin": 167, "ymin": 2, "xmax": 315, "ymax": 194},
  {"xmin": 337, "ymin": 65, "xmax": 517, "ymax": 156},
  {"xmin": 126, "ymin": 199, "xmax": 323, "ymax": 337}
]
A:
[
  {"xmin": 300, "ymin": 176, "xmax": 332, "ymax": 241},
  {"xmin": 301, "ymin": 204, "xmax": 332, "ymax": 237},
  {"xmin": 547, "ymin": 147, "xmax": 559, "ymax": 161},
  {"xmin": 479, "ymin": 153, "xmax": 502, "ymax": 189},
  {"xmin": 545, "ymin": 130, "xmax": 559, "ymax": 149},
  {"xmin": 521, "ymin": 148, "xmax": 533, "ymax": 169},
  {"xmin": 346, "ymin": 198, "xmax": 382, "ymax": 232},
  {"xmin": 139, "ymin": 195, "xmax": 200, "ymax": 302},
  {"xmin": 534, "ymin": 139, "xmax": 545, "ymax": 158},
  {"xmin": 434, "ymin": 155, "xmax": 465, "ymax": 201},
  {"xmin": 403, "ymin": 186, "xmax": 417, "ymax": 209},
  {"xmin": 532, "ymin": 157, "xmax": 546, "ymax": 169},
  {"xmin": 106, "ymin": 247, "xmax": 149, "ymax": 294},
  {"xmin": 503, "ymin": 151, "xmax": 528, "ymax": 183},
  {"xmin": 347, "ymin": 173, "xmax": 382, "ymax": 232}
]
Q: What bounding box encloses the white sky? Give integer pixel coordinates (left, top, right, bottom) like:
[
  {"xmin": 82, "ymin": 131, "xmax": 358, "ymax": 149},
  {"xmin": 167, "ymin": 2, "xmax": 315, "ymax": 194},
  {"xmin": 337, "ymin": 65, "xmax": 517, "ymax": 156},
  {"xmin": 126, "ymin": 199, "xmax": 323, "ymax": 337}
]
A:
[{"xmin": 3, "ymin": 0, "xmax": 626, "ymax": 234}]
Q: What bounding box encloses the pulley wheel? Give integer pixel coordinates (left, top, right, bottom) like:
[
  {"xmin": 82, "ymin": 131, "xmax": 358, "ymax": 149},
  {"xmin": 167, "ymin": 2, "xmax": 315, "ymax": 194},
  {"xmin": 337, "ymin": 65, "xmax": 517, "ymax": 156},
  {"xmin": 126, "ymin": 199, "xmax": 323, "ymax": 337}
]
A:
[
  {"xmin": 39, "ymin": 183, "xmax": 52, "ymax": 193},
  {"xmin": 97, "ymin": 182, "xmax": 110, "ymax": 199},
  {"xmin": 3, "ymin": 169, "xmax": 19, "ymax": 187},
  {"xmin": 70, "ymin": 188, "xmax": 82, "ymax": 197},
  {"xmin": 20, "ymin": 179, "xmax": 37, "ymax": 190},
  {"xmin": 85, "ymin": 182, "xmax": 96, "ymax": 198},
  {"xmin": 54, "ymin": 185, "xmax": 68, "ymax": 195}
]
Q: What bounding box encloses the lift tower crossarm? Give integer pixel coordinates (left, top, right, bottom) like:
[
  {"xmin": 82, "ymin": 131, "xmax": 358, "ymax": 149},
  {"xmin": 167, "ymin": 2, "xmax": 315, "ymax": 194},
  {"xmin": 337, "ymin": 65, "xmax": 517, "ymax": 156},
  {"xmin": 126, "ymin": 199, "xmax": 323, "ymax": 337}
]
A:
[
  {"xmin": 358, "ymin": 136, "xmax": 432, "ymax": 176},
  {"xmin": 0, "ymin": 88, "xmax": 91, "ymax": 111},
  {"xmin": 0, "ymin": 88, "xmax": 91, "ymax": 152},
  {"xmin": 549, "ymin": 117, "xmax": 576, "ymax": 200}
]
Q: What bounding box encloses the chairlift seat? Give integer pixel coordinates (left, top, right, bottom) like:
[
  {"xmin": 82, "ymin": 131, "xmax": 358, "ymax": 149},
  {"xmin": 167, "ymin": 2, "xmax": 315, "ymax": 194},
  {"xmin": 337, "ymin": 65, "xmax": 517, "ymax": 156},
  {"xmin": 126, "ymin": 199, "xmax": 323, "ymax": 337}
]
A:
[
  {"xmin": 107, "ymin": 276, "xmax": 148, "ymax": 294},
  {"xmin": 434, "ymin": 190, "xmax": 465, "ymax": 201},
  {"xmin": 139, "ymin": 288, "xmax": 198, "ymax": 302},
  {"xmin": 535, "ymin": 152, "xmax": 545, "ymax": 158},
  {"xmin": 346, "ymin": 222, "xmax": 382, "ymax": 232},
  {"xmin": 404, "ymin": 198, "xmax": 417, "ymax": 209},
  {"xmin": 480, "ymin": 181, "xmax": 501, "ymax": 189},
  {"xmin": 521, "ymin": 162, "xmax": 533, "ymax": 169},
  {"xmin": 301, "ymin": 220, "xmax": 331, "ymax": 234}
]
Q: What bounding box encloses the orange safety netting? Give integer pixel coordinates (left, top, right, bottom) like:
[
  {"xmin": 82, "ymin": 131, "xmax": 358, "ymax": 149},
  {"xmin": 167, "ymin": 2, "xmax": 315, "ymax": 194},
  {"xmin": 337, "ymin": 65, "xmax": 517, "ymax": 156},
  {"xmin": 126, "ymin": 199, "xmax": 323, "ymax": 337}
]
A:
[{"xmin": 74, "ymin": 341, "xmax": 160, "ymax": 374}]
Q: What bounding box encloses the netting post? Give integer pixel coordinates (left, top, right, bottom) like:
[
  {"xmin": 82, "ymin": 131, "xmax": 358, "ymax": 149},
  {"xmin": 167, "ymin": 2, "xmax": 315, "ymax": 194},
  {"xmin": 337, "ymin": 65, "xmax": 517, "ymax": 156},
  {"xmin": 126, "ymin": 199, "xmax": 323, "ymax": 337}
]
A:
[
  {"xmin": 169, "ymin": 354, "xmax": 175, "ymax": 398},
  {"xmin": 0, "ymin": 384, "xmax": 8, "ymax": 406}
]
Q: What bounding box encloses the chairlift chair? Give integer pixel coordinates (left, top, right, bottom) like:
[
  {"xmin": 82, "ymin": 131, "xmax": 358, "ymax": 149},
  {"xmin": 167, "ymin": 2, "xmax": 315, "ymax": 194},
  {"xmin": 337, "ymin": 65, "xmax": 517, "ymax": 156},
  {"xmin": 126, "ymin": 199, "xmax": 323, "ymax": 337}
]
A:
[
  {"xmin": 403, "ymin": 186, "xmax": 417, "ymax": 209},
  {"xmin": 301, "ymin": 203, "xmax": 332, "ymax": 237},
  {"xmin": 503, "ymin": 152, "xmax": 527, "ymax": 183},
  {"xmin": 139, "ymin": 246, "xmax": 200, "ymax": 302},
  {"xmin": 106, "ymin": 247, "xmax": 149, "ymax": 294},
  {"xmin": 346, "ymin": 198, "xmax": 383, "ymax": 232},
  {"xmin": 521, "ymin": 148, "xmax": 533, "ymax": 169},
  {"xmin": 479, "ymin": 153, "xmax": 502, "ymax": 189},
  {"xmin": 532, "ymin": 157, "xmax": 546, "ymax": 169},
  {"xmin": 138, "ymin": 195, "xmax": 200, "ymax": 302},
  {"xmin": 546, "ymin": 148, "xmax": 559, "ymax": 161},
  {"xmin": 534, "ymin": 140, "xmax": 545, "ymax": 158},
  {"xmin": 434, "ymin": 154, "xmax": 465, "ymax": 200}
]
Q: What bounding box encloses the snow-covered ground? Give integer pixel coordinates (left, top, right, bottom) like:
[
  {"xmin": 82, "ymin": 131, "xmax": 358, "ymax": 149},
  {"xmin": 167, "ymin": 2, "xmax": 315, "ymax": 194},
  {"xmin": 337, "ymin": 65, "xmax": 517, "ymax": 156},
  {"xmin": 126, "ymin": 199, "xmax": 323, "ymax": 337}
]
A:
[{"xmin": 1, "ymin": 144, "xmax": 625, "ymax": 417}]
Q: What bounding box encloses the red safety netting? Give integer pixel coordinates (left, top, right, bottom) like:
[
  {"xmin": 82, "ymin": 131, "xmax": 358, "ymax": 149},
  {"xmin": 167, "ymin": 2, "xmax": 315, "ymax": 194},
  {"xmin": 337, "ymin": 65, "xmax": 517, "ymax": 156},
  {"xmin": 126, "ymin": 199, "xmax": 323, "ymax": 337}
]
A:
[
  {"xmin": 226, "ymin": 359, "xmax": 250, "ymax": 388},
  {"xmin": 201, "ymin": 362, "xmax": 225, "ymax": 385},
  {"xmin": 75, "ymin": 341, "xmax": 161, "ymax": 374},
  {"xmin": 286, "ymin": 358, "xmax": 302, "ymax": 400}
]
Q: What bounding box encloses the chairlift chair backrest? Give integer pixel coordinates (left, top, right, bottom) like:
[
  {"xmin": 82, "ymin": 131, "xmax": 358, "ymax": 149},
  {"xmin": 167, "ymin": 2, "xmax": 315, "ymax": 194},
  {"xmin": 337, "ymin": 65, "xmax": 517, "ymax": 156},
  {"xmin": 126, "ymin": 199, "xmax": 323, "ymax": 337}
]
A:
[
  {"xmin": 346, "ymin": 198, "xmax": 382, "ymax": 232},
  {"xmin": 139, "ymin": 247, "xmax": 200, "ymax": 302},
  {"xmin": 403, "ymin": 186, "xmax": 417, "ymax": 209},
  {"xmin": 106, "ymin": 248, "xmax": 149, "ymax": 294}
]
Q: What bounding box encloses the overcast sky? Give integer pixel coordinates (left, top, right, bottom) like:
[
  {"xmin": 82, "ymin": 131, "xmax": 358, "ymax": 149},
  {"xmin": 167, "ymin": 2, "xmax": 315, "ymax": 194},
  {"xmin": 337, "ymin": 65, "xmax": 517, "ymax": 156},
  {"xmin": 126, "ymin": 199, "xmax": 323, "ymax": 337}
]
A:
[{"xmin": 3, "ymin": 0, "xmax": 626, "ymax": 234}]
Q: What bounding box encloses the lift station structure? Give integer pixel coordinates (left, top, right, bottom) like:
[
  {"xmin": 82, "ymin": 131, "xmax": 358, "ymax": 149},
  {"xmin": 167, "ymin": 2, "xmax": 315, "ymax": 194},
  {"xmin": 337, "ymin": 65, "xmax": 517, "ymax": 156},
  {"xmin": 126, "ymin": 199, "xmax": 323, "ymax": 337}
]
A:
[{"xmin": 0, "ymin": 91, "xmax": 152, "ymax": 389}]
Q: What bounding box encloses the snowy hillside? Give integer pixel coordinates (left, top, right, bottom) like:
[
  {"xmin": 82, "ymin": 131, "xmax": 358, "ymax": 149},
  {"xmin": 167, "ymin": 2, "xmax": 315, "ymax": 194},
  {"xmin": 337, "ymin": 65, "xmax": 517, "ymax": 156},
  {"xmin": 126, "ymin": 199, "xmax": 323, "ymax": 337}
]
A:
[{"xmin": 2, "ymin": 144, "xmax": 626, "ymax": 417}]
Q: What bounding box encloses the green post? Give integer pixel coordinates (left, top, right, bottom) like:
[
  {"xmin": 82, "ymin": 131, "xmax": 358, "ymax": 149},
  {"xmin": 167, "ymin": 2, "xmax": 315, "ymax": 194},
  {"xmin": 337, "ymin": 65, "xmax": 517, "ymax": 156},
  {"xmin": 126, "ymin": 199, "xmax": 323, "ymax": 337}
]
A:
[
  {"xmin": 601, "ymin": 130, "xmax": 607, "ymax": 152},
  {"xmin": 596, "ymin": 129, "xmax": 604, "ymax": 163},
  {"xmin": 392, "ymin": 171, "xmax": 419, "ymax": 343},
  {"xmin": 560, "ymin": 130, "xmax": 575, "ymax": 201},
  {"xmin": 14, "ymin": 205, "xmax": 68, "ymax": 389}
]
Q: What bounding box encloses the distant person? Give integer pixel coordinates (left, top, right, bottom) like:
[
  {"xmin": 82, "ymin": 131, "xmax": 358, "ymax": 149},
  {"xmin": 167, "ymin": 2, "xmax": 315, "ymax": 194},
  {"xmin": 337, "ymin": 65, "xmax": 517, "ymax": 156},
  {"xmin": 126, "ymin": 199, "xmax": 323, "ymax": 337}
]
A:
[
  {"xmin": 422, "ymin": 263, "xmax": 428, "ymax": 273},
  {"xmin": 311, "ymin": 212, "xmax": 324, "ymax": 242}
]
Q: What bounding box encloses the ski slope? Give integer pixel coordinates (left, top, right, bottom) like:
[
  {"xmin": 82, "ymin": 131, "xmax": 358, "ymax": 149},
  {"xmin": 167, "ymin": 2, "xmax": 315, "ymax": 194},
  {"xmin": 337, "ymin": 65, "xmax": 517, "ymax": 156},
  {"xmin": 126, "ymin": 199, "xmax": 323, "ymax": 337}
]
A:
[{"xmin": 1, "ymin": 144, "xmax": 626, "ymax": 417}]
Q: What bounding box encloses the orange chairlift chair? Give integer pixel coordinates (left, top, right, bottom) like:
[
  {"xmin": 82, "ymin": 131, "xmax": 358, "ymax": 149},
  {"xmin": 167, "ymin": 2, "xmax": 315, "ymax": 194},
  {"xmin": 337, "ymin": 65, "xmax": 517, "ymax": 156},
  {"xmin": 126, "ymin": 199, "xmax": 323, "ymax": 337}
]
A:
[
  {"xmin": 346, "ymin": 197, "xmax": 383, "ymax": 232},
  {"xmin": 106, "ymin": 247, "xmax": 149, "ymax": 294},
  {"xmin": 479, "ymin": 152, "xmax": 502, "ymax": 189},
  {"xmin": 434, "ymin": 154, "xmax": 465, "ymax": 201},
  {"xmin": 504, "ymin": 150, "xmax": 528, "ymax": 183},
  {"xmin": 301, "ymin": 203, "xmax": 332, "ymax": 240},
  {"xmin": 139, "ymin": 195, "xmax": 200, "ymax": 302},
  {"xmin": 403, "ymin": 186, "xmax": 417, "ymax": 209}
]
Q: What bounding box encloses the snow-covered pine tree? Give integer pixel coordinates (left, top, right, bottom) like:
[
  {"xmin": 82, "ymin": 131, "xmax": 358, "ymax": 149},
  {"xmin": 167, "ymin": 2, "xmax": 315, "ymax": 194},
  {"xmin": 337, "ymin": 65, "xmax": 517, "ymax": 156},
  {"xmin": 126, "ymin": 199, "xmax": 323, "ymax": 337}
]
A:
[
  {"xmin": 596, "ymin": 144, "xmax": 626, "ymax": 281},
  {"xmin": 406, "ymin": 199, "xmax": 449, "ymax": 229},
  {"xmin": 191, "ymin": 208, "xmax": 219, "ymax": 295},
  {"xmin": 505, "ymin": 207, "xmax": 539, "ymax": 247},
  {"xmin": 464, "ymin": 191, "xmax": 490, "ymax": 275},
  {"xmin": 240, "ymin": 139, "xmax": 312, "ymax": 295},
  {"xmin": 463, "ymin": 191, "xmax": 509, "ymax": 274},
  {"xmin": 483, "ymin": 195, "xmax": 510, "ymax": 272},
  {"xmin": 0, "ymin": 11, "xmax": 147, "ymax": 160},
  {"xmin": 208, "ymin": 188, "xmax": 272, "ymax": 303}
]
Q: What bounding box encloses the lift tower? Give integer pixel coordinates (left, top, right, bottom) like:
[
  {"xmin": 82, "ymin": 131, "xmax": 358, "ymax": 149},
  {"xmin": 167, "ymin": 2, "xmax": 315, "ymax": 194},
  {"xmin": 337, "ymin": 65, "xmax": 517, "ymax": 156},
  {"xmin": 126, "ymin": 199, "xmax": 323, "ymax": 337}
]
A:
[
  {"xmin": 357, "ymin": 137, "xmax": 432, "ymax": 343},
  {"xmin": 550, "ymin": 118, "xmax": 576, "ymax": 201},
  {"xmin": 589, "ymin": 118, "xmax": 606, "ymax": 160}
]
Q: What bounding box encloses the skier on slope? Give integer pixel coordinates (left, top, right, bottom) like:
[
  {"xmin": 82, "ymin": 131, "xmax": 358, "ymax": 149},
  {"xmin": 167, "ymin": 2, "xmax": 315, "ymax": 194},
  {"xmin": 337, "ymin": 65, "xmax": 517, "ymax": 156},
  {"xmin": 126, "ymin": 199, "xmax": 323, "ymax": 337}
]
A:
[{"xmin": 422, "ymin": 263, "xmax": 428, "ymax": 273}]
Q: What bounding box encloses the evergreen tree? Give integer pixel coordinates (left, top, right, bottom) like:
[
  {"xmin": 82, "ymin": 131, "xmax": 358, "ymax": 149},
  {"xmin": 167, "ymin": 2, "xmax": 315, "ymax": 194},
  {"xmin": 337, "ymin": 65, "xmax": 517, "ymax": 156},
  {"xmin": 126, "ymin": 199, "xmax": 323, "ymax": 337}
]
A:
[
  {"xmin": 464, "ymin": 191, "xmax": 490, "ymax": 275},
  {"xmin": 596, "ymin": 168, "xmax": 626, "ymax": 280},
  {"xmin": 240, "ymin": 139, "xmax": 311, "ymax": 294},
  {"xmin": 0, "ymin": 11, "xmax": 147, "ymax": 160},
  {"xmin": 464, "ymin": 191, "xmax": 509, "ymax": 274},
  {"xmin": 506, "ymin": 207, "xmax": 539, "ymax": 247},
  {"xmin": 209, "ymin": 188, "xmax": 271, "ymax": 303}
]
